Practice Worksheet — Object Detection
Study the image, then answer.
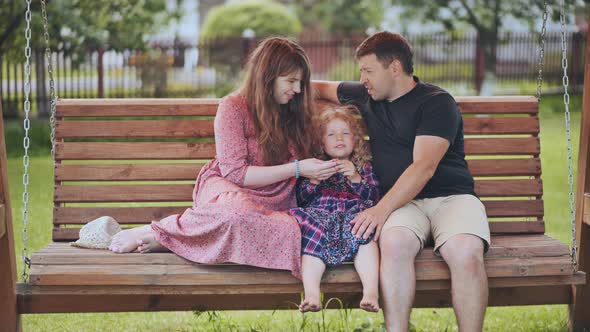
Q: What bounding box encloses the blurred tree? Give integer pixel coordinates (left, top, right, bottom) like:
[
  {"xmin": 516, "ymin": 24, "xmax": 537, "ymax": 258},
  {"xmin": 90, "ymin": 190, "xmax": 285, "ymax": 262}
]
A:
[
  {"xmin": 0, "ymin": 0, "xmax": 181, "ymax": 59},
  {"xmin": 291, "ymin": 0, "xmax": 385, "ymax": 37},
  {"xmin": 200, "ymin": 0, "xmax": 301, "ymax": 39},
  {"xmin": 199, "ymin": 0, "xmax": 301, "ymax": 76},
  {"xmin": 394, "ymin": 0, "xmax": 584, "ymax": 95}
]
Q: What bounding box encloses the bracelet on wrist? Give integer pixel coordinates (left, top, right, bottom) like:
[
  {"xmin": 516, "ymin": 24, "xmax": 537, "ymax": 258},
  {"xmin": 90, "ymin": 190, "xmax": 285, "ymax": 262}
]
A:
[{"xmin": 294, "ymin": 159, "xmax": 300, "ymax": 179}]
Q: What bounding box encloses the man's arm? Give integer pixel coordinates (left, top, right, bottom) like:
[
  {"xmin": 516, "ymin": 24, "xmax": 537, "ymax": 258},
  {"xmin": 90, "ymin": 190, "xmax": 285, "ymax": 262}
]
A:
[
  {"xmin": 312, "ymin": 80, "xmax": 341, "ymax": 103},
  {"xmin": 351, "ymin": 135, "xmax": 450, "ymax": 241}
]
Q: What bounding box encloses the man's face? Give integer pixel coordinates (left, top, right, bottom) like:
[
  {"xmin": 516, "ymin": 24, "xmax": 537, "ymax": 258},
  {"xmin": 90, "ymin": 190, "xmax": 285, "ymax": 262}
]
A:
[{"xmin": 358, "ymin": 54, "xmax": 395, "ymax": 101}]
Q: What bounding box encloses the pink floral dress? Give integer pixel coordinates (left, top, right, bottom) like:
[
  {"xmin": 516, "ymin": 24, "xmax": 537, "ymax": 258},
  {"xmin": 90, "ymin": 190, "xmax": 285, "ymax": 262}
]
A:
[{"xmin": 151, "ymin": 94, "xmax": 302, "ymax": 277}]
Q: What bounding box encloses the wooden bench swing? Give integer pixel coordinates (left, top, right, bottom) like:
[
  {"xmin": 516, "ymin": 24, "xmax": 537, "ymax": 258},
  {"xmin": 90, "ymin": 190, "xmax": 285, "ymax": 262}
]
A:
[{"xmin": 1, "ymin": 3, "xmax": 590, "ymax": 332}]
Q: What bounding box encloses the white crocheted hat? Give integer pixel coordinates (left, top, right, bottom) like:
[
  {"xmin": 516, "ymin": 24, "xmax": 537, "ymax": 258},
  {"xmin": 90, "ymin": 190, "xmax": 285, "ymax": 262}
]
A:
[{"xmin": 71, "ymin": 216, "xmax": 122, "ymax": 249}]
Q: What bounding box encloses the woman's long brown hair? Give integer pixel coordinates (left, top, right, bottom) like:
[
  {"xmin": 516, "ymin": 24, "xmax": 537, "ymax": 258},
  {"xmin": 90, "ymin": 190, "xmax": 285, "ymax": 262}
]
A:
[{"xmin": 240, "ymin": 37, "xmax": 315, "ymax": 165}]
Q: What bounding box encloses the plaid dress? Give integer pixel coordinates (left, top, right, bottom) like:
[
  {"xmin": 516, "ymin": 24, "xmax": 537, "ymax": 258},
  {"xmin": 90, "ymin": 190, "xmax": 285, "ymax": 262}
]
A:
[{"xmin": 289, "ymin": 162, "xmax": 380, "ymax": 266}]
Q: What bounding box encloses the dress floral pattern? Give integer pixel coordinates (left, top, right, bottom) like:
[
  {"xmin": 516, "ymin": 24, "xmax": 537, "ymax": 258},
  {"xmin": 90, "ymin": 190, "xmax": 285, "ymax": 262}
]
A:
[
  {"xmin": 290, "ymin": 163, "xmax": 380, "ymax": 266},
  {"xmin": 151, "ymin": 94, "xmax": 303, "ymax": 278}
]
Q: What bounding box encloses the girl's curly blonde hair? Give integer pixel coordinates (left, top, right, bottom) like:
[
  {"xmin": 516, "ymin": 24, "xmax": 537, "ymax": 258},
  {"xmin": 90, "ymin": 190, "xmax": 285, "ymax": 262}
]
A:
[{"xmin": 315, "ymin": 105, "xmax": 372, "ymax": 169}]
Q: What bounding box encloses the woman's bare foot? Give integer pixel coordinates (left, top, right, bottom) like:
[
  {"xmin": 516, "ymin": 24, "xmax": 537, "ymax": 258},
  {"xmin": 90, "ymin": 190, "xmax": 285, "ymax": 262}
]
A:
[
  {"xmin": 299, "ymin": 295, "xmax": 322, "ymax": 313},
  {"xmin": 108, "ymin": 225, "xmax": 152, "ymax": 253},
  {"xmin": 359, "ymin": 293, "xmax": 380, "ymax": 313},
  {"xmin": 137, "ymin": 233, "xmax": 168, "ymax": 253}
]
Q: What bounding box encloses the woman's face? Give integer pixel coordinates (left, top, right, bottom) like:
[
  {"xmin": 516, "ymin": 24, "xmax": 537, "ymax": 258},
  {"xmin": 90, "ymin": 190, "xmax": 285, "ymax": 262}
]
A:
[
  {"xmin": 273, "ymin": 70, "xmax": 303, "ymax": 105},
  {"xmin": 322, "ymin": 118, "xmax": 355, "ymax": 160}
]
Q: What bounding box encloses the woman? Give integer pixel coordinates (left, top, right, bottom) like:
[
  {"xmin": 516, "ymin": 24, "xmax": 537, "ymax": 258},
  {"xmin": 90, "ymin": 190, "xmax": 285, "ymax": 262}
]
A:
[{"xmin": 108, "ymin": 37, "xmax": 338, "ymax": 277}]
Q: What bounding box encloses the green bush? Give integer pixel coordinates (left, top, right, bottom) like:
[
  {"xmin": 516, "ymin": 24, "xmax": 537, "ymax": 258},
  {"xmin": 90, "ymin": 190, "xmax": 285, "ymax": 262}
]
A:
[
  {"xmin": 200, "ymin": 0, "xmax": 301, "ymax": 75},
  {"xmin": 200, "ymin": 0, "xmax": 301, "ymax": 40}
]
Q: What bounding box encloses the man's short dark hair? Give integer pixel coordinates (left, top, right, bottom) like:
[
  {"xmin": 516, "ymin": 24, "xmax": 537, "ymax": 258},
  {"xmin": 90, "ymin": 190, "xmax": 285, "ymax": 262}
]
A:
[{"xmin": 355, "ymin": 31, "xmax": 414, "ymax": 74}]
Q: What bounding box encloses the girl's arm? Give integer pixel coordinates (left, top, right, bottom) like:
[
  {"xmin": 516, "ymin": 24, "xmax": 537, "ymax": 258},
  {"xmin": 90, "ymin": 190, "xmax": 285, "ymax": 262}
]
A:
[
  {"xmin": 351, "ymin": 163, "xmax": 381, "ymax": 202},
  {"xmin": 296, "ymin": 177, "xmax": 322, "ymax": 206}
]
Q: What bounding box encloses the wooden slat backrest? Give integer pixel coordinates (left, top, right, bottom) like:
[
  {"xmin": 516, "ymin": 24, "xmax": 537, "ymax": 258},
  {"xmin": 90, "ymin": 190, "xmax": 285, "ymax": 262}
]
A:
[{"xmin": 52, "ymin": 96, "xmax": 543, "ymax": 241}]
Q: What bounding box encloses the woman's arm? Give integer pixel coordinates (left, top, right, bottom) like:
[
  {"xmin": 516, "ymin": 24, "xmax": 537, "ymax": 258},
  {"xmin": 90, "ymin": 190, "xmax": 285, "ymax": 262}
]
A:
[{"xmin": 243, "ymin": 158, "xmax": 339, "ymax": 189}]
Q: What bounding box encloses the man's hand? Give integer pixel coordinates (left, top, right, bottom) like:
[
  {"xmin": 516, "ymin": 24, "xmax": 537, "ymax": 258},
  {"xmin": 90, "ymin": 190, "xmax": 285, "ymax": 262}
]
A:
[{"xmin": 350, "ymin": 204, "xmax": 390, "ymax": 241}]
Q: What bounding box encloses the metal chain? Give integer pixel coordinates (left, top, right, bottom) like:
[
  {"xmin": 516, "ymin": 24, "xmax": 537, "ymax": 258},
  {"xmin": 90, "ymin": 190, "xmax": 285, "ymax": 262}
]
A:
[
  {"xmin": 536, "ymin": 0, "xmax": 548, "ymax": 100},
  {"xmin": 559, "ymin": 0, "xmax": 578, "ymax": 272},
  {"xmin": 21, "ymin": 0, "xmax": 33, "ymax": 283},
  {"xmin": 40, "ymin": 0, "xmax": 58, "ymax": 163}
]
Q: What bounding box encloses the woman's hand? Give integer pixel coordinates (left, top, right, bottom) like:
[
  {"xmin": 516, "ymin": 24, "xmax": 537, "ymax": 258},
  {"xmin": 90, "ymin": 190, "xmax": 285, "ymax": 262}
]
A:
[
  {"xmin": 336, "ymin": 160, "xmax": 361, "ymax": 183},
  {"xmin": 299, "ymin": 158, "xmax": 338, "ymax": 181}
]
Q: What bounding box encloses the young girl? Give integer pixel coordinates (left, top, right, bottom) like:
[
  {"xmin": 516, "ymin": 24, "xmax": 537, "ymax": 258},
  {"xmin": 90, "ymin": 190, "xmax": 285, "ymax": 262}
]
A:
[{"xmin": 291, "ymin": 105, "xmax": 381, "ymax": 313}]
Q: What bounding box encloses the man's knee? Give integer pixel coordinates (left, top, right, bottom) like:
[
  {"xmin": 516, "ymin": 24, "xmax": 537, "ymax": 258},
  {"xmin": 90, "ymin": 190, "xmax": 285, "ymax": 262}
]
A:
[
  {"xmin": 440, "ymin": 234, "xmax": 485, "ymax": 272},
  {"xmin": 379, "ymin": 227, "xmax": 421, "ymax": 261}
]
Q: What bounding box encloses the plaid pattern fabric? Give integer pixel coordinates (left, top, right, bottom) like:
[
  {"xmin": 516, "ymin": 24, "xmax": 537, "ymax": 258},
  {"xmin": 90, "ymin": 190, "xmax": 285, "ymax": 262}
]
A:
[{"xmin": 290, "ymin": 162, "xmax": 380, "ymax": 266}]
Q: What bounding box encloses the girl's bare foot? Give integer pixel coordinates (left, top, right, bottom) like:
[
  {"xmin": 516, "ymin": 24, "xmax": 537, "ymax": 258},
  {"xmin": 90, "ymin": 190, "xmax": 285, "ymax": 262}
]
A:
[
  {"xmin": 108, "ymin": 225, "xmax": 151, "ymax": 253},
  {"xmin": 299, "ymin": 295, "xmax": 322, "ymax": 313},
  {"xmin": 359, "ymin": 293, "xmax": 380, "ymax": 313},
  {"xmin": 137, "ymin": 233, "xmax": 168, "ymax": 253}
]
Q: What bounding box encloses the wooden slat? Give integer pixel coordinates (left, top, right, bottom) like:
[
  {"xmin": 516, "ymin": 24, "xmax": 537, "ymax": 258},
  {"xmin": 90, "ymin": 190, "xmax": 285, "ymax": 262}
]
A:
[
  {"xmin": 52, "ymin": 202, "xmax": 542, "ymax": 226},
  {"xmin": 50, "ymin": 222, "xmax": 547, "ymax": 242},
  {"xmin": 456, "ymin": 96, "xmax": 538, "ymax": 114},
  {"xmin": 475, "ymin": 179, "xmax": 542, "ymax": 197},
  {"xmin": 28, "ymin": 255, "xmax": 575, "ymax": 286},
  {"xmin": 16, "ymin": 283, "xmax": 579, "ymax": 313},
  {"xmin": 463, "ymin": 117, "xmax": 539, "ymax": 135},
  {"xmin": 483, "ymin": 200, "xmax": 543, "ymax": 218},
  {"xmin": 54, "ymin": 184, "xmax": 194, "ymax": 203},
  {"xmin": 54, "ymin": 159, "xmax": 540, "ymax": 181},
  {"xmin": 52, "ymin": 180, "xmax": 540, "ymax": 203},
  {"xmin": 56, "ymin": 97, "xmax": 538, "ymax": 118},
  {"xmin": 56, "ymin": 98, "xmax": 219, "ymax": 117},
  {"xmin": 55, "ymin": 164, "xmax": 204, "ymax": 181},
  {"xmin": 53, "ymin": 206, "xmax": 189, "ymax": 225},
  {"xmin": 32, "ymin": 235, "xmax": 569, "ymax": 266},
  {"xmin": 56, "ymin": 120, "xmax": 215, "ymax": 139},
  {"xmin": 54, "ymin": 117, "xmax": 538, "ymax": 139},
  {"xmin": 468, "ymin": 158, "xmax": 541, "ymax": 176},
  {"xmin": 55, "ymin": 142, "xmax": 216, "ymax": 160},
  {"xmin": 464, "ymin": 137, "xmax": 540, "ymax": 155},
  {"xmin": 489, "ymin": 221, "xmax": 544, "ymax": 234},
  {"xmin": 55, "ymin": 139, "xmax": 538, "ymax": 160}
]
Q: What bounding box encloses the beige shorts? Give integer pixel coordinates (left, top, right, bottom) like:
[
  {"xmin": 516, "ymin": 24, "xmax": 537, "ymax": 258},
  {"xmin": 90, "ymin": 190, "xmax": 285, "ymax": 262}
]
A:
[{"xmin": 381, "ymin": 194, "xmax": 490, "ymax": 253}]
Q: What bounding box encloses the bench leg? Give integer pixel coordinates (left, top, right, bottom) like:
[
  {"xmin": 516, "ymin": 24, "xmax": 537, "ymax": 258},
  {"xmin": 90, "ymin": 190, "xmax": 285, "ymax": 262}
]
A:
[
  {"xmin": 569, "ymin": 223, "xmax": 590, "ymax": 332},
  {"xmin": 0, "ymin": 232, "xmax": 21, "ymax": 332}
]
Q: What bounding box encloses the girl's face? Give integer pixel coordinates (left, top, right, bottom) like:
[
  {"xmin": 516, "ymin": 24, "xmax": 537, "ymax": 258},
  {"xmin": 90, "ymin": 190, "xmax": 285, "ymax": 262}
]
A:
[
  {"xmin": 273, "ymin": 70, "xmax": 302, "ymax": 105},
  {"xmin": 322, "ymin": 118, "xmax": 354, "ymax": 160}
]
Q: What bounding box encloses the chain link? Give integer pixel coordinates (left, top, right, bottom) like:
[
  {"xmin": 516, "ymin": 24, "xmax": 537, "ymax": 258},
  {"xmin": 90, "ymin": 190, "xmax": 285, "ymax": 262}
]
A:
[
  {"xmin": 536, "ymin": 1, "xmax": 548, "ymax": 100},
  {"xmin": 559, "ymin": 0, "xmax": 578, "ymax": 272},
  {"xmin": 21, "ymin": 0, "xmax": 33, "ymax": 283},
  {"xmin": 41, "ymin": 0, "xmax": 58, "ymax": 163}
]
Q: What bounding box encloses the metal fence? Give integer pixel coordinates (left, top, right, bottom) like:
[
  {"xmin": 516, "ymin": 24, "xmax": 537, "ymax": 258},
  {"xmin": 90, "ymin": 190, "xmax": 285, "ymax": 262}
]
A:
[{"xmin": 1, "ymin": 31, "xmax": 585, "ymax": 118}]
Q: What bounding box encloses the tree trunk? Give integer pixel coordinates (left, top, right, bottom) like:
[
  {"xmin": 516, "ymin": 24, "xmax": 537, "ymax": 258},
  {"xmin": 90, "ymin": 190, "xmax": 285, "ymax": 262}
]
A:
[{"xmin": 476, "ymin": 30, "xmax": 498, "ymax": 96}]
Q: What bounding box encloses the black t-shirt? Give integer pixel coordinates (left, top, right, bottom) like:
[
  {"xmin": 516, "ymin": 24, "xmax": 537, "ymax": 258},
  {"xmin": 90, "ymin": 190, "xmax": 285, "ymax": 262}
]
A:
[{"xmin": 337, "ymin": 77, "xmax": 475, "ymax": 199}]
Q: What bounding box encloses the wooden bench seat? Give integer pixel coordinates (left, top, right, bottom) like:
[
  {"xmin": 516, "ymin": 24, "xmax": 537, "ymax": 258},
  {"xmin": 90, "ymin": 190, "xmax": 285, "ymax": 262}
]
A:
[
  {"xmin": 15, "ymin": 96, "xmax": 586, "ymax": 313},
  {"xmin": 17, "ymin": 234, "xmax": 584, "ymax": 313}
]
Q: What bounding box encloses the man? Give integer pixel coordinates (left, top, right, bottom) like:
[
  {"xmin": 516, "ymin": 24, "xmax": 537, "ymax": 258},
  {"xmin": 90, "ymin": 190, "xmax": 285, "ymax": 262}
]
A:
[{"xmin": 313, "ymin": 31, "xmax": 490, "ymax": 332}]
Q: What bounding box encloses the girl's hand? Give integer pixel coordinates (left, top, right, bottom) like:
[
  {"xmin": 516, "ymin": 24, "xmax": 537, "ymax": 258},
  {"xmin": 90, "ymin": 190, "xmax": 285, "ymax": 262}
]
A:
[
  {"xmin": 336, "ymin": 160, "xmax": 361, "ymax": 183},
  {"xmin": 298, "ymin": 158, "xmax": 338, "ymax": 181}
]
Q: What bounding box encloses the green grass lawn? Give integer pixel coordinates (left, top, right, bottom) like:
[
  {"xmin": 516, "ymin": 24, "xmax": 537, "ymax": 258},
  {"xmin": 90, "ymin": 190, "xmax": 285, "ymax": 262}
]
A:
[{"xmin": 5, "ymin": 97, "xmax": 582, "ymax": 331}]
